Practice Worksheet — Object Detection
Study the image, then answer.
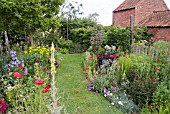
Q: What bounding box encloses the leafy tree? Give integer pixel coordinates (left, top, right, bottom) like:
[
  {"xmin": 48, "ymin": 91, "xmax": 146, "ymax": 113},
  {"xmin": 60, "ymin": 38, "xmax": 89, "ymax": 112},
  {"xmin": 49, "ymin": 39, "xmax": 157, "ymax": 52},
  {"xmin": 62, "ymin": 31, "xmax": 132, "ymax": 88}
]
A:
[
  {"xmin": 103, "ymin": 26, "xmax": 130, "ymax": 52},
  {"xmin": 88, "ymin": 12, "xmax": 99, "ymax": 22},
  {"xmin": 0, "ymin": 0, "xmax": 65, "ymax": 45}
]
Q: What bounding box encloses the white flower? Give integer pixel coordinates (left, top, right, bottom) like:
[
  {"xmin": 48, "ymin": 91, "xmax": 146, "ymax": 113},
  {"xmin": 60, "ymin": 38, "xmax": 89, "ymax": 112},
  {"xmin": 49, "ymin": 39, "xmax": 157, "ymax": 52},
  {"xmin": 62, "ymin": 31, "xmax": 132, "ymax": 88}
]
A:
[
  {"xmin": 104, "ymin": 94, "xmax": 107, "ymax": 97},
  {"xmin": 111, "ymin": 46, "xmax": 116, "ymax": 51},
  {"xmin": 107, "ymin": 93, "xmax": 113, "ymax": 96},
  {"xmin": 118, "ymin": 101, "xmax": 123, "ymax": 105},
  {"xmin": 111, "ymin": 102, "xmax": 114, "ymax": 105},
  {"xmin": 105, "ymin": 45, "xmax": 111, "ymax": 50}
]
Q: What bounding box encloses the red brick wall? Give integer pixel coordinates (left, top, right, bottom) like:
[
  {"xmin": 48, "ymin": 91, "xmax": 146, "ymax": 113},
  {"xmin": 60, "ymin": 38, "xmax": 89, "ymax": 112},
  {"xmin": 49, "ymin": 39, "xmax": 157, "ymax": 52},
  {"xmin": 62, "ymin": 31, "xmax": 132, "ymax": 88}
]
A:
[
  {"xmin": 148, "ymin": 28, "xmax": 170, "ymax": 42},
  {"xmin": 135, "ymin": 0, "xmax": 169, "ymax": 25},
  {"xmin": 112, "ymin": 9, "xmax": 135, "ymax": 27}
]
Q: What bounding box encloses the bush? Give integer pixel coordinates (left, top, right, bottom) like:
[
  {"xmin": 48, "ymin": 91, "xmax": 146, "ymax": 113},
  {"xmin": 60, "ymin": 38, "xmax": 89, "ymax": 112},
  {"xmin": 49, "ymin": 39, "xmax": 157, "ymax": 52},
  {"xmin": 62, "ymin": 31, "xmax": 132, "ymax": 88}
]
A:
[{"xmin": 103, "ymin": 26, "xmax": 130, "ymax": 52}]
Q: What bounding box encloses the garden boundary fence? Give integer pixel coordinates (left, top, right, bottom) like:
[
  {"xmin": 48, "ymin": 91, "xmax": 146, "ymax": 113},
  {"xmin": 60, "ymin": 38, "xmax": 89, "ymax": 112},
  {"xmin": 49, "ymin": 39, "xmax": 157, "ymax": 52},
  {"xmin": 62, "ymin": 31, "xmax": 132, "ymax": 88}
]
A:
[{"xmin": 131, "ymin": 45, "xmax": 170, "ymax": 64}]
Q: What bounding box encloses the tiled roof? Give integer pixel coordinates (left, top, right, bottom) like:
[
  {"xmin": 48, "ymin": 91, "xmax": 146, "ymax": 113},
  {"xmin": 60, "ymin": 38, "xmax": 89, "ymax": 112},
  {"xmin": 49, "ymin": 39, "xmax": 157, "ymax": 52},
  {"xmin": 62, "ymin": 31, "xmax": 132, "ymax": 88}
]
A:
[
  {"xmin": 138, "ymin": 10, "xmax": 170, "ymax": 27},
  {"xmin": 114, "ymin": 0, "xmax": 141, "ymax": 12}
]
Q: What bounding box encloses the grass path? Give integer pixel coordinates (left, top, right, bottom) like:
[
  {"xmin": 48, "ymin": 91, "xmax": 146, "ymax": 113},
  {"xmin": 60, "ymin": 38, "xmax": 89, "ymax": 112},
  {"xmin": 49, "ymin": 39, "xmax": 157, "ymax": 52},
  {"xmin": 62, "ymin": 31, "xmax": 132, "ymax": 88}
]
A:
[{"xmin": 56, "ymin": 54, "xmax": 123, "ymax": 114}]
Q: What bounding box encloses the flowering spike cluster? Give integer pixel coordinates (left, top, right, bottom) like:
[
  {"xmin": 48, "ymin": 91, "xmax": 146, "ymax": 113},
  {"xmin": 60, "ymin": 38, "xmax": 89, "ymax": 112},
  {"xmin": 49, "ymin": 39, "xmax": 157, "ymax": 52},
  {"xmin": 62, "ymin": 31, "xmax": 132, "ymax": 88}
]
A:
[
  {"xmin": 8, "ymin": 51, "xmax": 24, "ymax": 68},
  {"xmin": 90, "ymin": 31, "xmax": 103, "ymax": 46},
  {"xmin": 47, "ymin": 42, "xmax": 63, "ymax": 114}
]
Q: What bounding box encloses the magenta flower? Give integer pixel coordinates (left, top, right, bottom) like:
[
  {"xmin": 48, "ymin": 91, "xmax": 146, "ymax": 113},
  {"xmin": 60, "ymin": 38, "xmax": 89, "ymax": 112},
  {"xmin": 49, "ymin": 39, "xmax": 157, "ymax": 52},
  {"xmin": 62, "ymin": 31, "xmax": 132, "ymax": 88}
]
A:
[{"xmin": 0, "ymin": 101, "xmax": 7, "ymax": 113}]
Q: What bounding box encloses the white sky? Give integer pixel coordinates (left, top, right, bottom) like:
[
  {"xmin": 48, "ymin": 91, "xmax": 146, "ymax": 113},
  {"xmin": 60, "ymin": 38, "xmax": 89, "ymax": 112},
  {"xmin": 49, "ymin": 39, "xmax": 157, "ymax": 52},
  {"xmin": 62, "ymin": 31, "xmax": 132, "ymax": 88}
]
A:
[{"xmin": 72, "ymin": 0, "xmax": 170, "ymax": 26}]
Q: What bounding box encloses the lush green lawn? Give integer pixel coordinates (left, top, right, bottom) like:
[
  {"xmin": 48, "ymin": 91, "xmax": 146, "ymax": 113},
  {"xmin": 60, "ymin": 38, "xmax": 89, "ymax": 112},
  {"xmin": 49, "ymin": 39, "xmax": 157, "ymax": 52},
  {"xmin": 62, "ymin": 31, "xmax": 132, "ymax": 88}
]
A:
[{"xmin": 56, "ymin": 54, "xmax": 123, "ymax": 114}]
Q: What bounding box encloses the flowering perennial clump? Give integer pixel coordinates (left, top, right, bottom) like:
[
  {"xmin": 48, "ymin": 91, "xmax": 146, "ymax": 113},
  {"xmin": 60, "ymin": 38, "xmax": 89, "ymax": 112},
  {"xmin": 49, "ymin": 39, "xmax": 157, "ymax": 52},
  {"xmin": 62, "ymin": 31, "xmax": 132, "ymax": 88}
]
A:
[{"xmin": 24, "ymin": 46, "xmax": 50, "ymax": 56}]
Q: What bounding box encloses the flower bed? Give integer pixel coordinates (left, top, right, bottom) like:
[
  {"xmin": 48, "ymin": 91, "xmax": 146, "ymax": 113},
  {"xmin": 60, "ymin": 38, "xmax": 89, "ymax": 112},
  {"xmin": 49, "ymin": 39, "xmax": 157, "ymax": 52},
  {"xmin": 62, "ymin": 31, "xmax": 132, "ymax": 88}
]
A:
[
  {"xmin": 83, "ymin": 42, "xmax": 170, "ymax": 114},
  {"xmin": 0, "ymin": 43, "xmax": 62, "ymax": 113}
]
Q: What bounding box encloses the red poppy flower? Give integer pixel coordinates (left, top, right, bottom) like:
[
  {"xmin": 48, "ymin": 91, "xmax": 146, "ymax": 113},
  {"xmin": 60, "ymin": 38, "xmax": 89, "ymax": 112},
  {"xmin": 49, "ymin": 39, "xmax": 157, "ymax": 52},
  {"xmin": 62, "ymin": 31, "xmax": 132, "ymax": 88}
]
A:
[
  {"xmin": 56, "ymin": 101, "xmax": 60, "ymax": 105},
  {"xmin": 42, "ymin": 89, "xmax": 48, "ymax": 93},
  {"xmin": 156, "ymin": 58, "xmax": 161, "ymax": 62},
  {"xmin": 43, "ymin": 67, "xmax": 47, "ymax": 70},
  {"xmin": 86, "ymin": 67, "xmax": 89, "ymax": 70},
  {"xmin": 90, "ymin": 55, "xmax": 93, "ymax": 58},
  {"xmin": 13, "ymin": 72, "xmax": 23, "ymax": 78},
  {"xmin": 148, "ymin": 105, "xmax": 152, "ymax": 109},
  {"xmin": 96, "ymin": 56, "xmax": 98, "ymax": 59},
  {"xmin": 152, "ymin": 78, "xmax": 157, "ymax": 82},
  {"xmin": 45, "ymin": 85, "xmax": 50, "ymax": 90},
  {"xmin": 36, "ymin": 58, "xmax": 40, "ymax": 62},
  {"xmin": 35, "ymin": 79, "xmax": 44, "ymax": 85},
  {"xmin": 155, "ymin": 67, "xmax": 160, "ymax": 71},
  {"xmin": 113, "ymin": 54, "xmax": 118, "ymax": 59}
]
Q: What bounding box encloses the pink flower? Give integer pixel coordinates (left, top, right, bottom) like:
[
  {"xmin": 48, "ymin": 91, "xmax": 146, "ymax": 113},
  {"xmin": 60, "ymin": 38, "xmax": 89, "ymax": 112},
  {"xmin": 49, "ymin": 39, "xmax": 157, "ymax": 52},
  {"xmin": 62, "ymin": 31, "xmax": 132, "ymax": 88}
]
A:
[
  {"xmin": 36, "ymin": 58, "xmax": 40, "ymax": 62},
  {"xmin": 110, "ymin": 55, "xmax": 114, "ymax": 59},
  {"xmin": 56, "ymin": 101, "xmax": 60, "ymax": 105},
  {"xmin": 152, "ymin": 78, "xmax": 157, "ymax": 82},
  {"xmin": 0, "ymin": 101, "xmax": 7, "ymax": 113},
  {"xmin": 148, "ymin": 105, "xmax": 152, "ymax": 109},
  {"xmin": 24, "ymin": 67, "xmax": 28, "ymax": 75},
  {"xmin": 90, "ymin": 55, "xmax": 93, "ymax": 58}
]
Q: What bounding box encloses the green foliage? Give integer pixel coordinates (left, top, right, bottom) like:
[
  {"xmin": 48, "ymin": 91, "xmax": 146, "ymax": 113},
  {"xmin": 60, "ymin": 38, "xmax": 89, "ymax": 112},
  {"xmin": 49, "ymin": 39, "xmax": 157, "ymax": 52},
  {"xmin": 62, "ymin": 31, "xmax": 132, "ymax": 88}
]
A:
[
  {"xmin": 126, "ymin": 78, "xmax": 157, "ymax": 107},
  {"xmin": 0, "ymin": 0, "xmax": 65, "ymax": 44},
  {"xmin": 103, "ymin": 26, "xmax": 153, "ymax": 52},
  {"xmin": 59, "ymin": 48, "xmax": 69, "ymax": 54},
  {"xmin": 57, "ymin": 54, "xmax": 123, "ymax": 114},
  {"xmin": 59, "ymin": 18, "xmax": 98, "ymax": 41},
  {"xmin": 71, "ymin": 27, "xmax": 96, "ymax": 50},
  {"xmin": 133, "ymin": 27, "xmax": 153, "ymax": 45},
  {"xmin": 152, "ymin": 80, "xmax": 170, "ymax": 110},
  {"xmin": 153, "ymin": 40, "xmax": 170, "ymax": 50},
  {"xmin": 93, "ymin": 76, "xmax": 110, "ymax": 93},
  {"xmin": 106, "ymin": 92, "xmax": 139, "ymax": 114},
  {"xmin": 103, "ymin": 26, "xmax": 130, "ymax": 52},
  {"xmin": 118, "ymin": 56, "xmax": 133, "ymax": 75}
]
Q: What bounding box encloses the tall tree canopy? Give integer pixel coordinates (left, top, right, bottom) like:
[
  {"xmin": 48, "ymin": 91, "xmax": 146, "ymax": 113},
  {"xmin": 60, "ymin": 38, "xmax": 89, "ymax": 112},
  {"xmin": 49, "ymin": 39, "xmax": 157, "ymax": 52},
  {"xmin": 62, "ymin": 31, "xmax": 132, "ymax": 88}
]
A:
[{"xmin": 0, "ymin": 0, "xmax": 65, "ymax": 44}]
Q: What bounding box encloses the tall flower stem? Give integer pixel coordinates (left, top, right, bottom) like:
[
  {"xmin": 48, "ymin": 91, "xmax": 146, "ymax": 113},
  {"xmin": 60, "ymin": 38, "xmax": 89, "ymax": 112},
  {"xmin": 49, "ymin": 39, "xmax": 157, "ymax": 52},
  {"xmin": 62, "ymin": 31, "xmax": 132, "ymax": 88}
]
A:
[{"xmin": 47, "ymin": 42, "xmax": 63, "ymax": 114}]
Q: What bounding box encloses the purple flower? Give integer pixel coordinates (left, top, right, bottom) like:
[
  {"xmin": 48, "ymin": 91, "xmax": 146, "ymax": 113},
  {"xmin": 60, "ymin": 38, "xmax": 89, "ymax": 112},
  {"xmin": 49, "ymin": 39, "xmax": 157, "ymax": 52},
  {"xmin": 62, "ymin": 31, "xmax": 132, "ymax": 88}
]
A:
[
  {"xmin": 88, "ymin": 84, "xmax": 94, "ymax": 91},
  {"xmin": 0, "ymin": 45, "xmax": 3, "ymax": 50},
  {"xmin": 121, "ymin": 83, "xmax": 126, "ymax": 88},
  {"xmin": 0, "ymin": 101, "xmax": 7, "ymax": 113},
  {"xmin": 77, "ymin": 44, "xmax": 81, "ymax": 49},
  {"xmin": 94, "ymin": 91, "xmax": 98, "ymax": 95},
  {"xmin": 12, "ymin": 57, "xmax": 17, "ymax": 61},
  {"xmin": 103, "ymin": 88, "xmax": 107, "ymax": 94},
  {"xmin": 11, "ymin": 61, "xmax": 16, "ymax": 65},
  {"xmin": 110, "ymin": 85, "xmax": 118, "ymax": 93},
  {"xmin": 24, "ymin": 67, "xmax": 28, "ymax": 75}
]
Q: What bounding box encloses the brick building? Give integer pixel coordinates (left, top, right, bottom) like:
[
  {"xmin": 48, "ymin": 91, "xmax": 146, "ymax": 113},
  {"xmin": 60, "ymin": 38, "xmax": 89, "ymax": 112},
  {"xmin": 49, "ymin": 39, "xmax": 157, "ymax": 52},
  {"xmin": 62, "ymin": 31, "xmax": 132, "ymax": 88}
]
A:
[{"xmin": 112, "ymin": 0, "xmax": 170, "ymax": 41}]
